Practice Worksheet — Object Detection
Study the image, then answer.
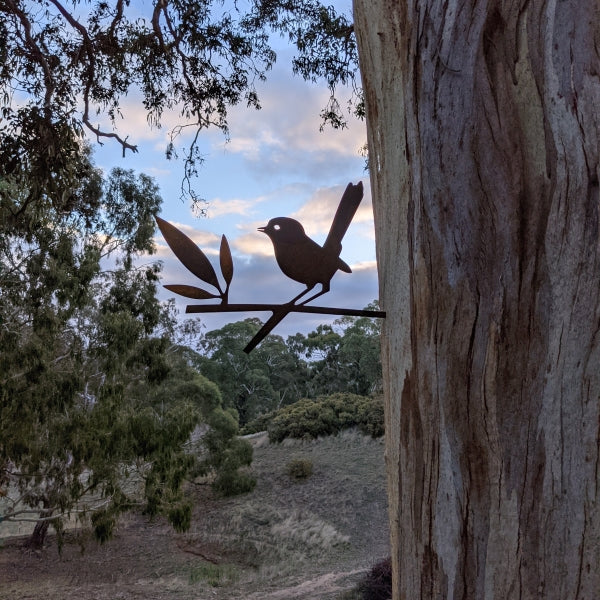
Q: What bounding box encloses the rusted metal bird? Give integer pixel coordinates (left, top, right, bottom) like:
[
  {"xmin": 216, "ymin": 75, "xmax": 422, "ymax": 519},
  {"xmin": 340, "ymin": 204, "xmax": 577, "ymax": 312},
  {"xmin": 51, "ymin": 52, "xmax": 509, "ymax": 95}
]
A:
[{"xmin": 244, "ymin": 181, "xmax": 363, "ymax": 352}]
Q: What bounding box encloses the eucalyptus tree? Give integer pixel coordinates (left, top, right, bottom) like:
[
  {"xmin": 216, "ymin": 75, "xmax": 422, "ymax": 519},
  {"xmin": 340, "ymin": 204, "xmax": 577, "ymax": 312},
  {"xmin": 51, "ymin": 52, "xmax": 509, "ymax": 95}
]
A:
[
  {"xmin": 297, "ymin": 304, "xmax": 382, "ymax": 397},
  {"xmin": 197, "ymin": 318, "xmax": 308, "ymax": 424},
  {"xmin": 196, "ymin": 313, "xmax": 380, "ymax": 422},
  {"xmin": 0, "ymin": 159, "xmax": 246, "ymax": 547},
  {"xmin": 335, "ymin": 305, "xmax": 382, "ymax": 394},
  {"xmin": 354, "ymin": 2, "xmax": 600, "ymax": 598}
]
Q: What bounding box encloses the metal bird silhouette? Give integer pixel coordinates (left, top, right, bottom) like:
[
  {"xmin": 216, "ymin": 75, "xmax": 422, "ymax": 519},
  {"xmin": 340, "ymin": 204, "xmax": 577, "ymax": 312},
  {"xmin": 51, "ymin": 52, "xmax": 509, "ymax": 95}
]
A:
[
  {"xmin": 244, "ymin": 181, "xmax": 363, "ymax": 352},
  {"xmin": 155, "ymin": 182, "xmax": 382, "ymax": 353}
]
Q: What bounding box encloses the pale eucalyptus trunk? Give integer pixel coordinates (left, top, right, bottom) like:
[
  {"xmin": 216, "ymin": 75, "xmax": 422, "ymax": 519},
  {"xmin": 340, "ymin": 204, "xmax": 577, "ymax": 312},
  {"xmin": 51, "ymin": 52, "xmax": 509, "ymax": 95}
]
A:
[{"xmin": 353, "ymin": 1, "xmax": 600, "ymax": 599}]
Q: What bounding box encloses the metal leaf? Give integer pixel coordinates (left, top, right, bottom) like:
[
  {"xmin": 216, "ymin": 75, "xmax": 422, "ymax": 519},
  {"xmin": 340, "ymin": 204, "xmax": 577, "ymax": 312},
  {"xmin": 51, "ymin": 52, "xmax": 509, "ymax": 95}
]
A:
[
  {"xmin": 163, "ymin": 285, "xmax": 220, "ymax": 300},
  {"xmin": 155, "ymin": 216, "xmax": 222, "ymax": 292},
  {"xmin": 219, "ymin": 235, "xmax": 234, "ymax": 286}
]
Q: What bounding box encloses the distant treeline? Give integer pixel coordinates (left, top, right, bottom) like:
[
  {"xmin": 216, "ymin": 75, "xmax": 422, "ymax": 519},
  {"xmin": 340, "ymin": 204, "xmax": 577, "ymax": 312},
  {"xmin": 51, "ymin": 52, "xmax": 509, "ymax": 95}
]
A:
[{"xmin": 189, "ymin": 308, "xmax": 382, "ymax": 426}]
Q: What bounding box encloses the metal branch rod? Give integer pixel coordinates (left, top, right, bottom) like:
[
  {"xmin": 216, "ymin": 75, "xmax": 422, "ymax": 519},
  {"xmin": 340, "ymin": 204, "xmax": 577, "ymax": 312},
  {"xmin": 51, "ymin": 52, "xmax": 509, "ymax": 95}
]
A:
[{"xmin": 185, "ymin": 304, "xmax": 386, "ymax": 318}]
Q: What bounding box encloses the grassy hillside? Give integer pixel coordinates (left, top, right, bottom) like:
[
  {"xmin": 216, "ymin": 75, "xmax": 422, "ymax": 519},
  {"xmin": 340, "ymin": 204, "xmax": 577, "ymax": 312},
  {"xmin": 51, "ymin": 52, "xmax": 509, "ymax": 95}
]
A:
[{"xmin": 0, "ymin": 429, "xmax": 389, "ymax": 599}]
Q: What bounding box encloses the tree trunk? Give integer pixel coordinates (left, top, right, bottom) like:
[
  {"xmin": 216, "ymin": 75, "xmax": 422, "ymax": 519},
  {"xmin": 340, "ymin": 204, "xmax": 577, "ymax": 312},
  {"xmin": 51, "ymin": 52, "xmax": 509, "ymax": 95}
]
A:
[
  {"xmin": 353, "ymin": 1, "xmax": 600, "ymax": 599},
  {"xmin": 26, "ymin": 508, "xmax": 53, "ymax": 550}
]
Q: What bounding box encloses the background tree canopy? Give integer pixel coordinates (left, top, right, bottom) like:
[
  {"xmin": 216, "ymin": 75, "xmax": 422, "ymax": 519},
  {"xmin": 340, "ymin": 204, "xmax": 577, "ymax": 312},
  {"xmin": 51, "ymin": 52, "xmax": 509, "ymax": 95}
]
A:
[
  {"xmin": 0, "ymin": 151, "xmax": 254, "ymax": 547},
  {"xmin": 195, "ymin": 308, "xmax": 382, "ymax": 425},
  {"xmin": 0, "ymin": 0, "xmax": 360, "ymax": 203}
]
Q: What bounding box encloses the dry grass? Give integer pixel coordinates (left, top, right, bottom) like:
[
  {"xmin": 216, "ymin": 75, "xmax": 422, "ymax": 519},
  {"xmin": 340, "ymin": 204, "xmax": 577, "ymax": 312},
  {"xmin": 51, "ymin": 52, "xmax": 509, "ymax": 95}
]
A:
[{"xmin": 1, "ymin": 428, "xmax": 389, "ymax": 599}]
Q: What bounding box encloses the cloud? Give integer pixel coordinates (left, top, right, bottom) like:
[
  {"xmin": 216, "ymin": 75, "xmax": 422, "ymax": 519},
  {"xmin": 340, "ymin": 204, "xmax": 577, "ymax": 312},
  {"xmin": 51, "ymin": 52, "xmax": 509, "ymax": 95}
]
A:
[
  {"xmin": 208, "ymin": 61, "xmax": 367, "ymax": 182},
  {"xmin": 92, "ymin": 65, "xmax": 364, "ymax": 174},
  {"xmin": 143, "ymin": 166, "xmax": 172, "ymax": 178},
  {"xmin": 212, "ymin": 182, "xmax": 313, "ymax": 213},
  {"xmin": 205, "ymin": 197, "xmax": 262, "ymax": 219},
  {"xmin": 224, "ymin": 128, "xmax": 284, "ymax": 160},
  {"xmin": 289, "ymin": 180, "xmax": 372, "ymax": 238},
  {"xmin": 93, "ymin": 94, "xmax": 202, "ymax": 148},
  {"xmin": 233, "ymin": 228, "xmax": 274, "ymax": 257},
  {"xmin": 154, "ymin": 222, "xmax": 221, "ymax": 258},
  {"xmin": 350, "ymin": 260, "xmax": 378, "ymax": 272},
  {"xmin": 89, "ymin": 55, "xmax": 367, "ymax": 201},
  {"xmin": 196, "ymin": 178, "xmax": 375, "ymax": 265}
]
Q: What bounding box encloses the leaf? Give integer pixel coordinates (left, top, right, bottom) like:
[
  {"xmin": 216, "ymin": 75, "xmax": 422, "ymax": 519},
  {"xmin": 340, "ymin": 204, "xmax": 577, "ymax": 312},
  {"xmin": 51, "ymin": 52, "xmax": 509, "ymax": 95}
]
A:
[
  {"xmin": 163, "ymin": 285, "xmax": 220, "ymax": 300},
  {"xmin": 155, "ymin": 217, "xmax": 222, "ymax": 292},
  {"xmin": 219, "ymin": 235, "xmax": 234, "ymax": 286}
]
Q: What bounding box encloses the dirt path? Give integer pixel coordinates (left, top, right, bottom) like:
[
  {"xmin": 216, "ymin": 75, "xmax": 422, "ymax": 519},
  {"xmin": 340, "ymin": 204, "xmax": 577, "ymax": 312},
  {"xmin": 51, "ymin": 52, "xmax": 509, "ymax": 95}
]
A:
[{"xmin": 245, "ymin": 570, "xmax": 366, "ymax": 599}]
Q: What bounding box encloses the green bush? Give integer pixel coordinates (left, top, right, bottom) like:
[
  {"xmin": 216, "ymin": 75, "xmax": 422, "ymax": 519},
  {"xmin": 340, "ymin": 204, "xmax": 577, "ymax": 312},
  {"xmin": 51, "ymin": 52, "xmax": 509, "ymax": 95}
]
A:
[
  {"xmin": 213, "ymin": 470, "xmax": 256, "ymax": 497},
  {"xmin": 286, "ymin": 457, "xmax": 313, "ymax": 479},
  {"xmin": 90, "ymin": 508, "xmax": 117, "ymax": 544},
  {"xmin": 167, "ymin": 501, "xmax": 193, "ymax": 533},
  {"xmin": 197, "ymin": 408, "xmax": 257, "ymax": 496},
  {"xmin": 240, "ymin": 411, "xmax": 275, "ymax": 435},
  {"xmin": 266, "ymin": 393, "xmax": 384, "ymax": 443},
  {"xmin": 359, "ymin": 399, "xmax": 385, "ymax": 438}
]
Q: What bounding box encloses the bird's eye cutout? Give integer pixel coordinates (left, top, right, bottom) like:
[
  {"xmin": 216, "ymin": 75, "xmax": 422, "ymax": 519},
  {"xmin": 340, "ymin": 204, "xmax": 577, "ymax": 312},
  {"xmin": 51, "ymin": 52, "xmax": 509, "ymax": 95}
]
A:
[{"xmin": 274, "ymin": 224, "xmax": 281, "ymax": 231}]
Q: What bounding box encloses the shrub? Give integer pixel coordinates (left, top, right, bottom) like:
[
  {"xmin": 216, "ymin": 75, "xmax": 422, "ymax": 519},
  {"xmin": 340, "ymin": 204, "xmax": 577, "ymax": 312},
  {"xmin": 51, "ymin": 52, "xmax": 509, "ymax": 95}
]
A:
[
  {"xmin": 240, "ymin": 411, "xmax": 275, "ymax": 435},
  {"xmin": 357, "ymin": 557, "xmax": 392, "ymax": 600},
  {"xmin": 213, "ymin": 470, "xmax": 256, "ymax": 497},
  {"xmin": 358, "ymin": 398, "xmax": 385, "ymax": 438},
  {"xmin": 167, "ymin": 501, "xmax": 192, "ymax": 533},
  {"xmin": 267, "ymin": 393, "xmax": 384, "ymax": 443},
  {"xmin": 189, "ymin": 563, "xmax": 238, "ymax": 586},
  {"xmin": 286, "ymin": 457, "xmax": 313, "ymax": 479},
  {"xmin": 199, "ymin": 409, "xmax": 256, "ymax": 496},
  {"xmin": 90, "ymin": 509, "xmax": 117, "ymax": 544}
]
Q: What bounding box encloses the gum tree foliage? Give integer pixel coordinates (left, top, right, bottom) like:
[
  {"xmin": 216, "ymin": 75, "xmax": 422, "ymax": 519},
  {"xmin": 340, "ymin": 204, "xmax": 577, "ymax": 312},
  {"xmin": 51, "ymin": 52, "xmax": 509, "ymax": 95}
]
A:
[
  {"xmin": 0, "ymin": 155, "xmax": 251, "ymax": 547},
  {"xmin": 0, "ymin": 0, "xmax": 359, "ymax": 205},
  {"xmin": 132, "ymin": 347, "xmax": 255, "ymax": 509},
  {"xmin": 195, "ymin": 318, "xmax": 310, "ymax": 425},
  {"xmin": 1, "ymin": 153, "xmax": 163, "ymax": 545}
]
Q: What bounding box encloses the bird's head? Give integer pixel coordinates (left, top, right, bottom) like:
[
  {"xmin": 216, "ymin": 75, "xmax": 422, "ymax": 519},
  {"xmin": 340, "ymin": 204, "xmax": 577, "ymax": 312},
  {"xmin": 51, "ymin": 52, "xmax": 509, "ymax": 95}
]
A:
[{"xmin": 258, "ymin": 217, "xmax": 306, "ymax": 244}]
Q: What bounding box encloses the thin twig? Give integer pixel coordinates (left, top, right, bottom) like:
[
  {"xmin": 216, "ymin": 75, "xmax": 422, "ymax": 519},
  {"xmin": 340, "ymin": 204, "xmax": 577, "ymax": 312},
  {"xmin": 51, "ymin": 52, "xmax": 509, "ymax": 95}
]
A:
[{"xmin": 46, "ymin": 0, "xmax": 138, "ymax": 154}]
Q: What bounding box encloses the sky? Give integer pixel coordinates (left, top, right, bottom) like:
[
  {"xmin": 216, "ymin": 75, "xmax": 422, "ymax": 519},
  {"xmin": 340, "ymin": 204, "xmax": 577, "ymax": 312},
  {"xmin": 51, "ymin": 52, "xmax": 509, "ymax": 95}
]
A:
[{"xmin": 92, "ymin": 49, "xmax": 379, "ymax": 341}]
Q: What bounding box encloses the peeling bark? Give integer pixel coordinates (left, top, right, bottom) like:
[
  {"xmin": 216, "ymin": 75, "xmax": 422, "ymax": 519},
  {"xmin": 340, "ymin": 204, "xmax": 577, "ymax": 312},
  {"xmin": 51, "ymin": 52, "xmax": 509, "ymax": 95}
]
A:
[{"xmin": 353, "ymin": 1, "xmax": 600, "ymax": 598}]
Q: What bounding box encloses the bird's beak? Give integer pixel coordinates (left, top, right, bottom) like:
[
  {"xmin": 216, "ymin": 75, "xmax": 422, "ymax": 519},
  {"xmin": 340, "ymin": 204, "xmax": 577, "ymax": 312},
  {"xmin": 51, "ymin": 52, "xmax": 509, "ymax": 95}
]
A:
[{"xmin": 257, "ymin": 226, "xmax": 266, "ymax": 233}]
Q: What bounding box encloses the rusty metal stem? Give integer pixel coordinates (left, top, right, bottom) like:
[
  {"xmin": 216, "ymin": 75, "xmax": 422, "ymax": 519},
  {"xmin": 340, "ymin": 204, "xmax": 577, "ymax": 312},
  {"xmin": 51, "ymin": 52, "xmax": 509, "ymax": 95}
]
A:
[{"xmin": 185, "ymin": 304, "xmax": 386, "ymax": 318}]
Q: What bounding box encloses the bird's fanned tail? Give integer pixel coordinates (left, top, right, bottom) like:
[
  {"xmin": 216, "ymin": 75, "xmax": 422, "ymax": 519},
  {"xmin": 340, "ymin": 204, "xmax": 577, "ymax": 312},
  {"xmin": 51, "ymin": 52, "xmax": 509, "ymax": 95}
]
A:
[{"xmin": 323, "ymin": 181, "xmax": 363, "ymax": 257}]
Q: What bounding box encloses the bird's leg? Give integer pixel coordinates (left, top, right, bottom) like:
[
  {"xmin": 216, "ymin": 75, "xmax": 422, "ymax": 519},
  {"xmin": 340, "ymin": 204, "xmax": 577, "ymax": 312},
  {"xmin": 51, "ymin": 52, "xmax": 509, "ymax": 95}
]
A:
[
  {"xmin": 287, "ymin": 284, "xmax": 316, "ymax": 306},
  {"xmin": 299, "ymin": 282, "xmax": 329, "ymax": 306}
]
